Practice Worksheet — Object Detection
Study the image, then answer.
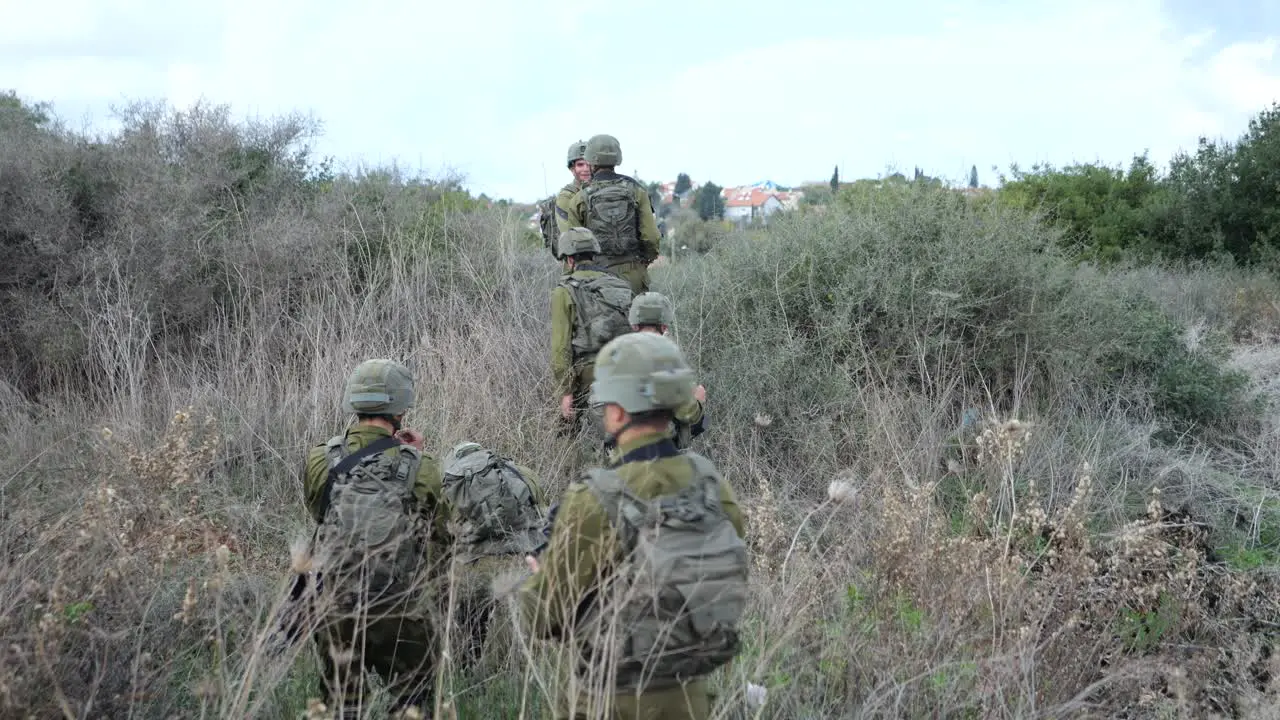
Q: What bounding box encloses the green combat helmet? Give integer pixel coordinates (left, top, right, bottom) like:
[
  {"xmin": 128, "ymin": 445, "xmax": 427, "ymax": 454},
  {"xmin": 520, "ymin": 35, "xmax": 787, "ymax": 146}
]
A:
[
  {"xmin": 566, "ymin": 139, "xmax": 587, "ymax": 168},
  {"xmin": 343, "ymin": 359, "xmax": 415, "ymax": 416},
  {"xmin": 589, "ymin": 332, "xmax": 696, "ymax": 414},
  {"xmin": 585, "ymin": 134, "xmax": 622, "ymax": 167},
  {"xmin": 556, "ymin": 227, "xmax": 602, "ymax": 259},
  {"xmin": 628, "ymin": 291, "xmax": 674, "ymax": 327}
]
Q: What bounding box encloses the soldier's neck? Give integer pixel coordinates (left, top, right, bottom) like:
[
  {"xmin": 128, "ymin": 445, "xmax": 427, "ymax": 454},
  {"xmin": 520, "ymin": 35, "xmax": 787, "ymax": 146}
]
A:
[{"xmin": 355, "ymin": 417, "xmax": 397, "ymax": 434}]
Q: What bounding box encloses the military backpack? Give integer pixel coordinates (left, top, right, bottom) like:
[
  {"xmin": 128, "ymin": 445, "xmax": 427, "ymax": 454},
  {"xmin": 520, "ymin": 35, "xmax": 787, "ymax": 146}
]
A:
[
  {"xmin": 312, "ymin": 434, "xmax": 425, "ymax": 606},
  {"xmin": 538, "ymin": 195, "xmax": 560, "ymax": 255},
  {"xmin": 442, "ymin": 449, "xmax": 545, "ymax": 562},
  {"xmin": 562, "ymin": 272, "xmax": 635, "ymax": 359},
  {"xmin": 583, "ymin": 176, "xmax": 641, "ymax": 258},
  {"xmin": 576, "ymin": 453, "xmax": 749, "ymax": 691}
]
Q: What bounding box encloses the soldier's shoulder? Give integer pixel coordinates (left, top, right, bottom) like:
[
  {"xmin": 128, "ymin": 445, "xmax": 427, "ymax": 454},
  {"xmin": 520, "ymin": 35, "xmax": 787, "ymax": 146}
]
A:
[{"xmin": 557, "ymin": 182, "xmax": 579, "ymax": 198}]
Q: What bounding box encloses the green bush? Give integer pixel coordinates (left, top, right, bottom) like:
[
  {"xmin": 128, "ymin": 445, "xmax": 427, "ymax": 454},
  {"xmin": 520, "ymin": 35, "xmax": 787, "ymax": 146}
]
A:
[{"xmin": 658, "ymin": 184, "xmax": 1255, "ymax": 460}]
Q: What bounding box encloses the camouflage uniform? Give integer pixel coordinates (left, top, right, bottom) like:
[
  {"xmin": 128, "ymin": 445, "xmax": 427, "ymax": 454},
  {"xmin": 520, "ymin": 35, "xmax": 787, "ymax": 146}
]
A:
[
  {"xmin": 519, "ymin": 334, "xmax": 748, "ymax": 720},
  {"xmin": 300, "ymin": 360, "xmax": 452, "ymax": 718},
  {"xmin": 558, "ymin": 135, "xmax": 661, "ymax": 295},
  {"xmin": 443, "ymin": 442, "xmax": 549, "ymax": 672}
]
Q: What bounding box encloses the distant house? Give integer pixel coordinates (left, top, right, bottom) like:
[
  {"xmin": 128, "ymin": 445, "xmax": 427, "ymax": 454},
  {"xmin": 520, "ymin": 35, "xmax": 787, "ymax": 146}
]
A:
[{"xmin": 723, "ymin": 187, "xmax": 784, "ymax": 224}]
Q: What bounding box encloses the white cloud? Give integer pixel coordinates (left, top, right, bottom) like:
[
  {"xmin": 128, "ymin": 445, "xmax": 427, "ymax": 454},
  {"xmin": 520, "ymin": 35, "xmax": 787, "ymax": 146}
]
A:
[{"xmin": 3, "ymin": 0, "xmax": 1279, "ymax": 200}]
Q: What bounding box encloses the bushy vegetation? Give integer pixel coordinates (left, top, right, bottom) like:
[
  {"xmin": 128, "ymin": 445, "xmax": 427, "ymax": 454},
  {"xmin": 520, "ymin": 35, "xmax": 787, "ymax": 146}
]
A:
[
  {"xmin": 997, "ymin": 102, "xmax": 1280, "ymax": 266},
  {"xmin": 2, "ymin": 93, "xmax": 1278, "ymax": 718}
]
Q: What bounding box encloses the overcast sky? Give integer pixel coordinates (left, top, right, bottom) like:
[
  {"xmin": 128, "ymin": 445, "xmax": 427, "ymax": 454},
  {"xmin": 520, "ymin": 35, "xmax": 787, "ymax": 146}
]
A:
[{"xmin": 4, "ymin": 0, "xmax": 1279, "ymax": 202}]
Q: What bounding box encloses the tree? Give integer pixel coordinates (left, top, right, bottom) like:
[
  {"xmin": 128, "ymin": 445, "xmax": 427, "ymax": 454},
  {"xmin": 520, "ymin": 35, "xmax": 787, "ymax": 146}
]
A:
[
  {"xmin": 674, "ymin": 173, "xmax": 692, "ymax": 197},
  {"xmin": 645, "ymin": 180, "xmax": 663, "ymax": 211},
  {"xmin": 830, "ymin": 165, "xmax": 839, "ymax": 193},
  {"xmin": 969, "ymin": 165, "xmax": 979, "ymax": 189},
  {"xmin": 694, "ymin": 181, "xmax": 725, "ymax": 221}
]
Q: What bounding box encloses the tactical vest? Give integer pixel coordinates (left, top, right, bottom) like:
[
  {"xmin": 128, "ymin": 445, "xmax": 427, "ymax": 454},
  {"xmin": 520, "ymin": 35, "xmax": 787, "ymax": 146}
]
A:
[
  {"xmin": 442, "ymin": 449, "xmax": 545, "ymax": 563},
  {"xmin": 561, "ymin": 272, "xmax": 635, "ymax": 360},
  {"xmin": 583, "ymin": 176, "xmax": 641, "ymax": 259},
  {"xmin": 576, "ymin": 453, "xmax": 749, "ymax": 691}
]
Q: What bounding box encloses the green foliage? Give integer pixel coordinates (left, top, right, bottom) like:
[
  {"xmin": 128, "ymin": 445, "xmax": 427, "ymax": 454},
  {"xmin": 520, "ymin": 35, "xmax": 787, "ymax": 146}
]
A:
[
  {"xmin": 1118, "ymin": 592, "xmax": 1180, "ymax": 654},
  {"xmin": 830, "ymin": 165, "xmax": 839, "ymax": 193},
  {"xmin": 997, "ymin": 102, "xmax": 1280, "ymax": 266},
  {"xmin": 674, "ymin": 172, "xmax": 692, "ymax": 197},
  {"xmin": 0, "ymin": 89, "xmax": 51, "ymax": 130},
  {"xmin": 693, "ymin": 181, "xmax": 725, "ymax": 220},
  {"xmin": 969, "ymin": 165, "xmax": 979, "ymax": 189},
  {"xmin": 659, "ymin": 185, "xmax": 1256, "ymax": 464},
  {"xmin": 997, "ymin": 154, "xmax": 1164, "ymax": 261},
  {"xmin": 0, "ymin": 96, "xmax": 487, "ymax": 397}
]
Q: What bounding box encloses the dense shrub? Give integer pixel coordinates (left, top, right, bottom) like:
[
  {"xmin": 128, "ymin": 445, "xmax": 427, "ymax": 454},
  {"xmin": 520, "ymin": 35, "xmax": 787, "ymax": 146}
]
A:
[{"xmin": 658, "ymin": 184, "xmax": 1255, "ymax": 467}]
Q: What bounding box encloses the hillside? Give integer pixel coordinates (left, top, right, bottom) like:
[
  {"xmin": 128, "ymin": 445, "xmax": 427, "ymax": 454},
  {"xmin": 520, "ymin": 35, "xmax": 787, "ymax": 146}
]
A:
[{"xmin": 2, "ymin": 96, "xmax": 1279, "ymax": 719}]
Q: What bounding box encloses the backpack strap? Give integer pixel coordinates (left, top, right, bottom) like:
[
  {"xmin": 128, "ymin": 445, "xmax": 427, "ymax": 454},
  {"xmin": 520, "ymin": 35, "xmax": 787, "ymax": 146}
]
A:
[
  {"xmin": 316, "ymin": 434, "xmax": 403, "ymax": 520},
  {"xmin": 582, "ymin": 469, "xmax": 648, "ymax": 549},
  {"xmin": 684, "ymin": 452, "xmax": 726, "ymax": 513}
]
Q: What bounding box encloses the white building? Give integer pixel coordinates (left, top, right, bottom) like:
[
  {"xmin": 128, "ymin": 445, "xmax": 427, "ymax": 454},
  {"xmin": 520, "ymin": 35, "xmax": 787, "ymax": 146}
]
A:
[{"xmin": 723, "ymin": 187, "xmax": 785, "ymax": 224}]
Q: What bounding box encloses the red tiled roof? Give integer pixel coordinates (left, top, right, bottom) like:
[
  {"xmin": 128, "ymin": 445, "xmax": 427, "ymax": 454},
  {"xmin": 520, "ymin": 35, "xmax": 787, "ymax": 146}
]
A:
[{"xmin": 724, "ymin": 188, "xmax": 779, "ymax": 208}]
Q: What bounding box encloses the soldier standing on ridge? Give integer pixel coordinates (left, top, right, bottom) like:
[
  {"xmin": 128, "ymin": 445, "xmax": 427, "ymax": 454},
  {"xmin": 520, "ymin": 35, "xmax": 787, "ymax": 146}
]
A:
[{"xmin": 558, "ymin": 134, "xmax": 662, "ymax": 294}]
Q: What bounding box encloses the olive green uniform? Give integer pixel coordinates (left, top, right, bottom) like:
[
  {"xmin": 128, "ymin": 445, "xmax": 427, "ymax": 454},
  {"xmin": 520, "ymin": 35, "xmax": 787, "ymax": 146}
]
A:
[
  {"xmin": 518, "ymin": 430, "xmax": 746, "ymax": 720},
  {"xmin": 302, "ymin": 423, "xmax": 451, "ymax": 715},
  {"xmin": 558, "ymin": 171, "xmax": 661, "ymax": 295},
  {"xmin": 550, "ymin": 266, "xmax": 614, "ymax": 424}
]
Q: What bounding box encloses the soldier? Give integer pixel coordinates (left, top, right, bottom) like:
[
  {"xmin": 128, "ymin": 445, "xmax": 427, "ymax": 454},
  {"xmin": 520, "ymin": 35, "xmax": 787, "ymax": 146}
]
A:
[
  {"xmin": 558, "ymin": 134, "xmax": 662, "ymax": 295},
  {"xmin": 519, "ymin": 332, "xmax": 749, "ymax": 720},
  {"xmin": 300, "ymin": 359, "xmax": 452, "ymax": 719},
  {"xmin": 441, "ymin": 441, "xmax": 548, "ymax": 672},
  {"xmin": 550, "ymin": 227, "xmax": 634, "ymax": 443},
  {"xmin": 628, "ymin": 291, "xmax": 707, "ymax": 450},
  {"xmin": 539, "ymin": 139, "xmax": 591, "ymax": 261}
]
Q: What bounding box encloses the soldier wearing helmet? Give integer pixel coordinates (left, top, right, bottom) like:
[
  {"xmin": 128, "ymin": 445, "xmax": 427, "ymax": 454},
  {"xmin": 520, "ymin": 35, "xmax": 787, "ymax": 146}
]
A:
[
  {"xmin": 550, "ymin": 228, "xmax": 636, "ymax": 445},
  {"xmin": 628, "ymin": 292, "xmax": 708, "ymax": 450},
  {"xmin": 558, "ymin": 134, "xmax": 662, "ymax": 294},
  {"xmin": 539, "ymin": 139, "xmax": 591, "ymax": 261},
  {"xmin": 519, "ymin": 333, "xmax": 748, "ymax": 720},
  {"xmin": 299, "ymin": 359, "xmax": 453, "ymax": 719}
]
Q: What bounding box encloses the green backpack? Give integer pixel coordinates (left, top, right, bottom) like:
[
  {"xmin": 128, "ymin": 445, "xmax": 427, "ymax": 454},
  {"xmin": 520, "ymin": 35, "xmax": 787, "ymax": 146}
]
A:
[
  {"xmin": 583, "ymin": 176, "xmax": 641, "ymax": 258},
  {"xmin": 577, "ymin": 453, "xmax": 749, "ymax": 691},
  {"xmin": 313, "ymin": 435, "xmax": 425, "ymax": 606},
  {"xmin": 562, "ymin": 273, "xmax": 635, "ymax": 359},
  {"xmin": 442, "ymin": 449, "xmax": 545, "ymax": 562}
]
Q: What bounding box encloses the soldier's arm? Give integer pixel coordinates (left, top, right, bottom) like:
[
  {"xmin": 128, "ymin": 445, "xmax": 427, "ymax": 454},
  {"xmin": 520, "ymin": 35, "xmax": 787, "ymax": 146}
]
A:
[
  {"xmin": 673, "ymin": 399, "xmax": 706, "ymax": 442},
  {"xmin": 303, "ymin": 445, "xmax": 330, "ymax": 524},
  {"xmin": 550, "ymin": 286, "xmax": 575, "ymax": 400},
  {"xmin": 635, "ymin": 186, "xmax": 661, "ymax": 261},
  {"xmin": 557, "ymin": 192, "xmax": 585, "ymax": 233},
  {"xmin": 718, "ymin": 478, "xmax": 747, "ymax": 539},
  {"xmin": 412, "ymin": 454, "xmax": 453, "ymax": 548},
  {"xmin": 518, "ymin": 483, "xmax": 616, "ymax": 639}
]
